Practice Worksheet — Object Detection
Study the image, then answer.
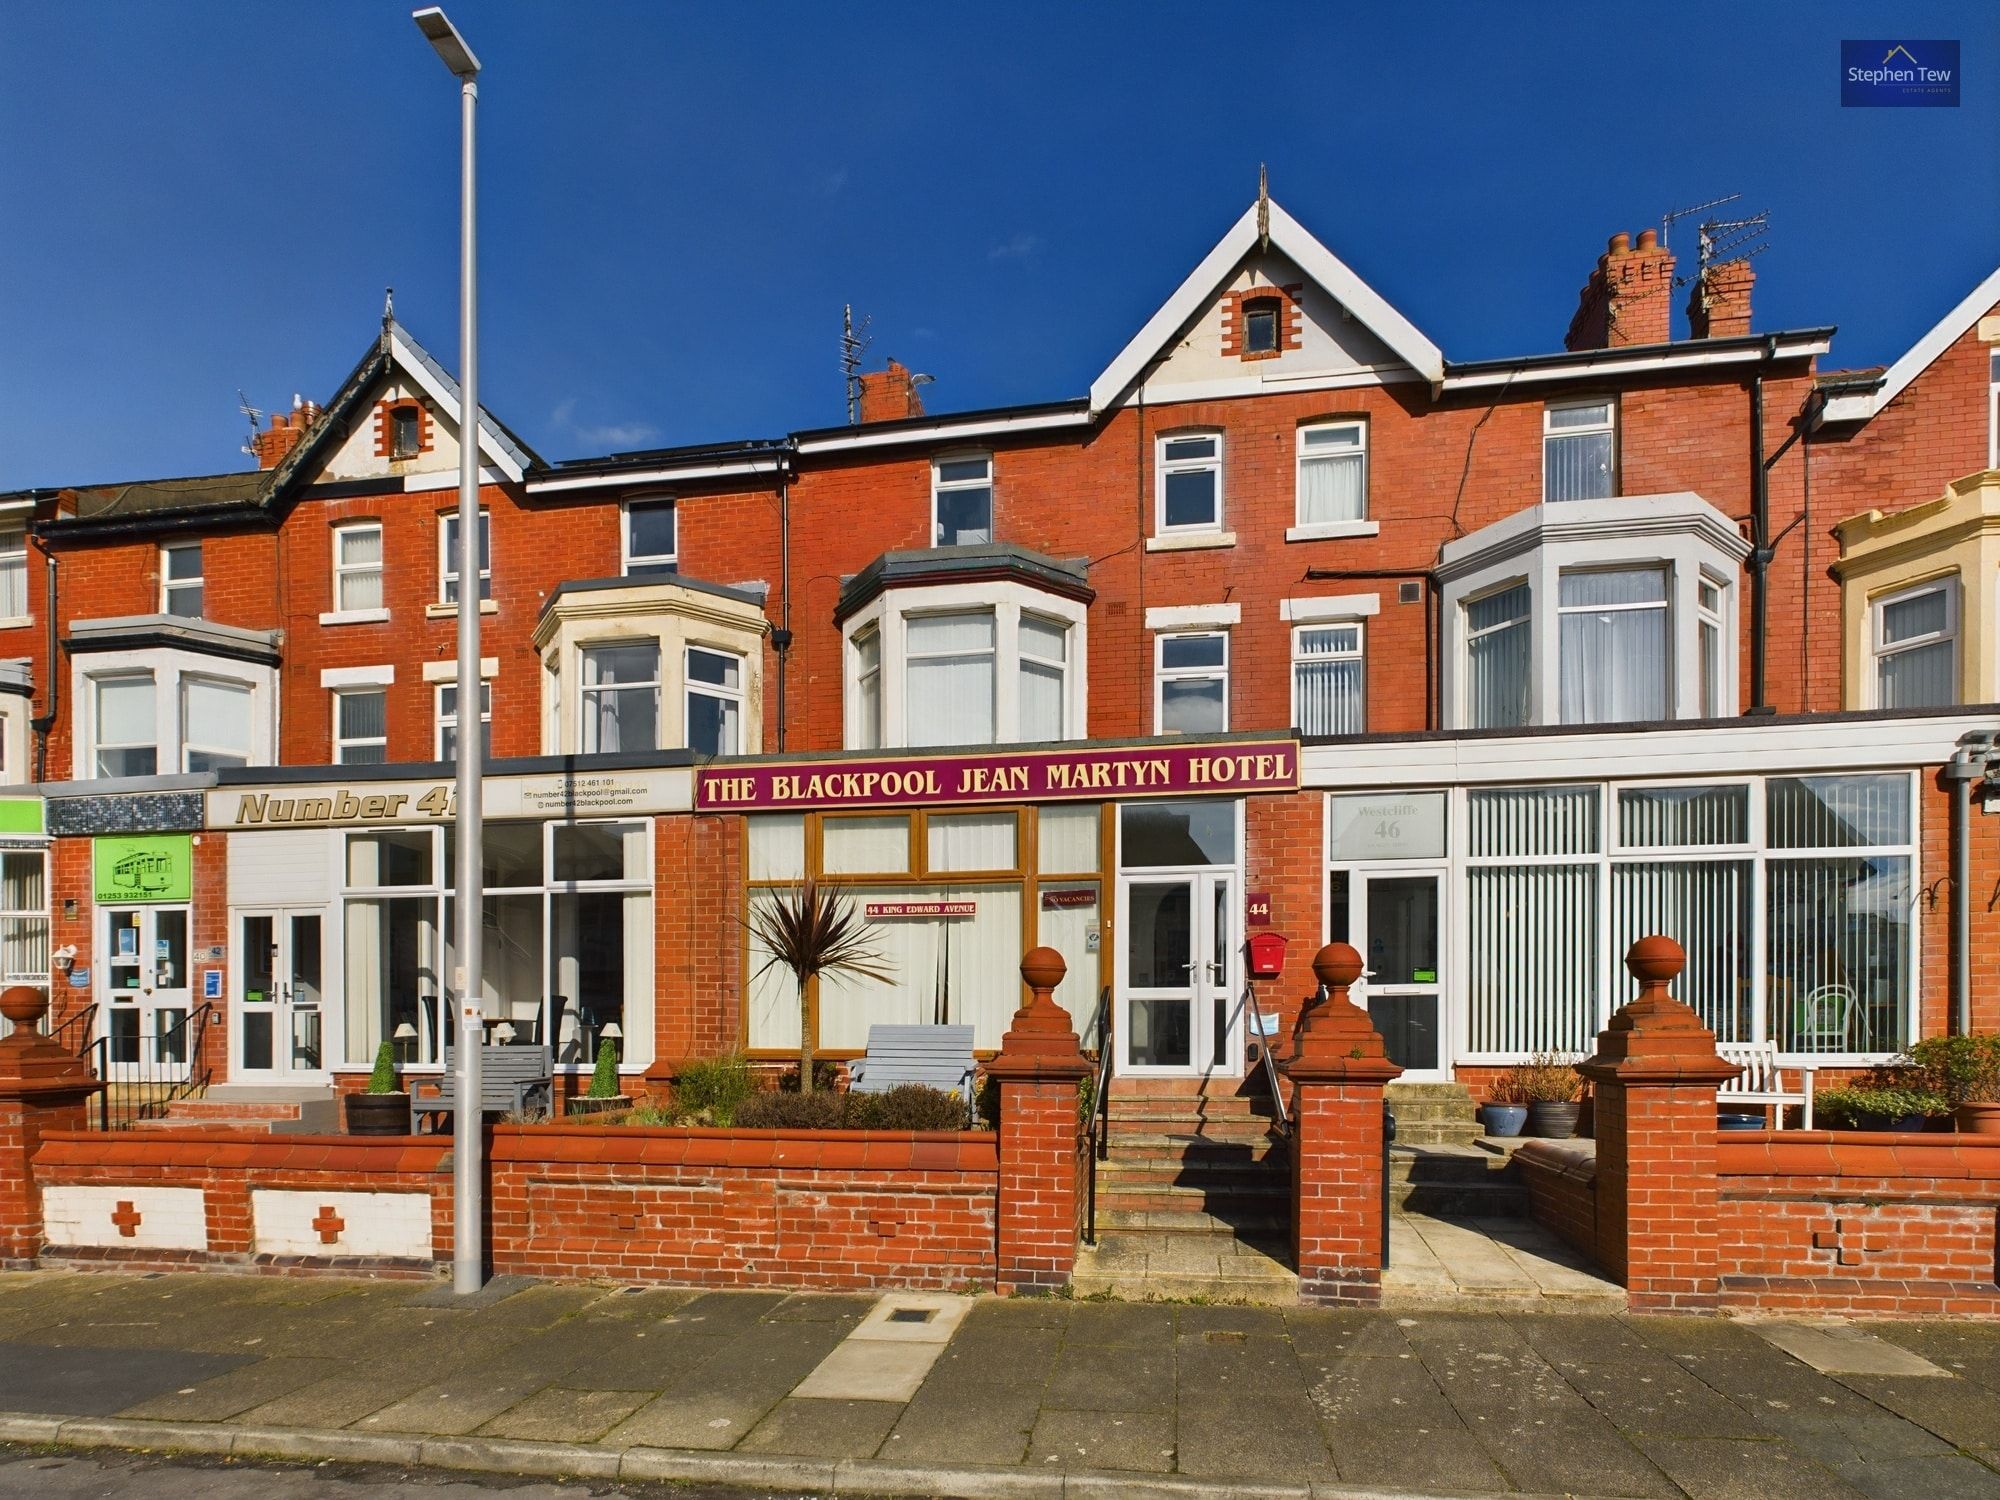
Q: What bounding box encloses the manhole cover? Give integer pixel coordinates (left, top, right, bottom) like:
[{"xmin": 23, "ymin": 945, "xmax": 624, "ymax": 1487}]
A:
[{"xmin": 889, "ymin": 1308, "xmax": 936, "ymax": 1324}]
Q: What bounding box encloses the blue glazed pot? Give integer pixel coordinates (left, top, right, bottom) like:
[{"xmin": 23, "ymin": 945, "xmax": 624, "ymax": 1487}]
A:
[
  {"xmin": 1717, "ymin": 1112, "xmax": 1764, "ymax": 1131},
  {"xmin": 1479, "ymin": 1104, "xmax": 1527, "ymax": 1138}
]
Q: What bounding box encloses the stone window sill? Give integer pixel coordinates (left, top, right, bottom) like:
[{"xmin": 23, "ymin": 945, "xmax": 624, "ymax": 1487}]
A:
[
  {"xmin": 1145, "ymin": 531, "xmax": 1237, "ymax": 553},
  {"xmin": 425, "ymin": 600, "xmax": 499, "ymax": 619},
  {"xmin": 318, "ymin": 608, "xmax": 390, "ymax": 626},
  {"xmin": 1286, "ymin": 521, "xmax": 1381, "ymax": 542}
]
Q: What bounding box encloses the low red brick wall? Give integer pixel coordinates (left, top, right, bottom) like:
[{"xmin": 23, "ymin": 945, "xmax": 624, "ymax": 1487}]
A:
[
  {"xmin": 1514, "ymin": 1139, "xmax": 1599, "ymax": 1263},
  {"xmin": 1716, "ymin": 1132, "xmax": 2000, "ymax": 1317},
  {"xmin": 487, "ymin": 1124, "xmax": 998, "ymax": 1292}
]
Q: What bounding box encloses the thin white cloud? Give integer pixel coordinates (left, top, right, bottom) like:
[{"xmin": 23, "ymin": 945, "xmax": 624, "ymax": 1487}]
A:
[
  {"xmin": 988, "ymin": 232, "xmax": 1042, "ymax": 262},
  {"xmin": 819, "ymin": 167, "xmax": 849, "ymax": 197},
  {"xmin": 552, "ymin": 397, "xmax": 658, "ymax": 450}
]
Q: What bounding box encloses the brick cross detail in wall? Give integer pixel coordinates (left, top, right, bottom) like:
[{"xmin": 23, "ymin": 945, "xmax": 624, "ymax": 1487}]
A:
[
  {"xmin": 312, "ymin": 1206, "xmax": 346, "ymax": 1246},
  {"xmin": 1811, "ymin": 1218, "xmax": 1884, "ymax": 1269},
  {"xmin": 110, "ymin": 1201, "xmax": 142, "ymax": 1238}
]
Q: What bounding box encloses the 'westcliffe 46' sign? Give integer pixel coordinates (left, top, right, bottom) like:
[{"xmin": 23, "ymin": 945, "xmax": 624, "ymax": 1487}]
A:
[{"xmin": 697, "ymin": 738, "xmax": 1298, "ymax": 812}]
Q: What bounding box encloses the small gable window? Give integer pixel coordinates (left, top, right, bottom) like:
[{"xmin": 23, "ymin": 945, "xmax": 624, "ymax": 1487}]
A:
[
  {"xmin": 1244, "ymin": 299, "xmax": 1280, "ymax": 355},
  {"xmin": 390, "ymin": 404, "xmax": 422, "ymax": 460}
]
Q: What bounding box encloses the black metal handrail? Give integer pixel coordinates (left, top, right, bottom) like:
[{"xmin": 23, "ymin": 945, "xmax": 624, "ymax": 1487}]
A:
[
  {"xmin": 48, "ymin": 1002, "xmax": 98, "ymax": 1059},
  {"xmin": 1244, "ymin": 980, "xmax": 1289, "ymax": 1135},
  {"xmin": 1084, "ymin": 985, "xmax": 1112, "ymax": 1245},
  {"xmin": 85, "ymin": 1002, "xmax": 220, "ymax": 1131}
]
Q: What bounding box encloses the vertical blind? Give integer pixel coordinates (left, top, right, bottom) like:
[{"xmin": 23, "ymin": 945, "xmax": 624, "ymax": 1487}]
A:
[
  {"xmin": 1544, "ymin": 403, "xmax": 1615, "ymax": 501},
  {"xmin": 1611, "ymin": 860, "xmax": 1752, "ymax": 1042},
  {"xmin": 1466, "ymin": 785, "xmax": 1600, "ymax": 1054},
  {"xmin": 1874, "ymin": 588, "xmax": 1955, "ymax": 708},
  {"xmin": 1019, "ymin": 615, "xmax": 1067, "ymax": 742},
  {"xmin": 1293, "ymin": 625, "xmax": 1364, "ymax": 734},
  {"xmin": 1465, "ymin": 585, "xmax": 1531, "ymax": 728},
  {"xmin": 1558, "ymin": 568, "xmax": 1668, "ymax": 725},
  {"xmin": 906, "ymin": 611, "xmax": 996, "ymax": 746}
]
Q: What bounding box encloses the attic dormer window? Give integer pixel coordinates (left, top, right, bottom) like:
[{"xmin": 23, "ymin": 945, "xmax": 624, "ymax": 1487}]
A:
[
  {"xmin": 391, "ymin": 405, "xmax": 422, "ymax": 460},
  {"xmin": 1244, "ymin": 299, "xmax": 1280, "ymax": 355}
]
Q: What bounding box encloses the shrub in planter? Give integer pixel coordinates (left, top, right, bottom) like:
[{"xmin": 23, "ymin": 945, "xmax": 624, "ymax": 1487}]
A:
[
  {"xmin": 1507, "ymin": 1053, "xmax": 1583, "ymax": 1138},
  {"xmin": 736, "ymin": 1090, "xmax": 845, "ymax": 1130},
  {"xmin": 674, "ymin": 1052, "xmax": 756, "ymax": 1126},
  {"xmin": 734, "ymin": 1083, "xmax": 967, "ymax": 1131},
  {"xmin": 1815, "ymin": 1084, "xmax": 1950, "ymax": 1133},
  {"xmin": 1905, "ymin": 1034, "xmax": 2000, "ymax": 1135},
  {"xmin": 345, "ymin": 1041, "xmax": 410, "ymax": 1135},
  {"xmin": 1479, "ymin": 1074, "xmax": 1528, "ymax": 1138}
]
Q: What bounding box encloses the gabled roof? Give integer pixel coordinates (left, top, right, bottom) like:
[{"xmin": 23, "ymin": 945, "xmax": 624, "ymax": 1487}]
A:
[
  {"xmin": 1088, "ymin": 198, "xmax": 1445, "ymax": 413},
  {"xmin": 1819, "ymin": 265, "xmax": 2000, "ymax": 425}
]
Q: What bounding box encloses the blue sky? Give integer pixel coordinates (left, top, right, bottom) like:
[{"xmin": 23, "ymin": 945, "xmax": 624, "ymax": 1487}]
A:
[{"xmin": 1, "ymin": 3, "xmax": 1994, "ymax": 487}]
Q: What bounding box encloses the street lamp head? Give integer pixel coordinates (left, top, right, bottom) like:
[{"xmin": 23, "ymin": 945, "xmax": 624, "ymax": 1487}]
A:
[{"xmin": 413, "ymin": 7, "xmax": 480, "ymax": 78}]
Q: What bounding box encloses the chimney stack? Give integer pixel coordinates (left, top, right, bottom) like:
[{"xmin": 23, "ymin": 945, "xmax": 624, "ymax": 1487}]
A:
[
  {"xmin": 249, "ymin": 397, "xmax": 322, "ymax": 469},
  {"xmin": 856, "ymin": 360, "xmax": 926, "ymax": 424},
  {"xmin": 1686, "ymin": 258, "xmax": 1755, "ymax": 340},
  {"xmin": 1565, "ymin": 228, "xmax": 1676, "ymax": 351}
]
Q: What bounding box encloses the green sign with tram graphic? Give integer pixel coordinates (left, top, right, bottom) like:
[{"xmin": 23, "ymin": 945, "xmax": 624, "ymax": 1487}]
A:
[{"xmin": 92, "ymin": 835, "xmax": 193, "ymax": 904}]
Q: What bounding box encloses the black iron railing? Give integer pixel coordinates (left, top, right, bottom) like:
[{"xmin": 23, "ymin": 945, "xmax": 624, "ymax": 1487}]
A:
[
  {"xmin": 85, "ymin": 1002, "xmax": 220, "ymax": 1131},
  {"xmin": 1244, "ymin": 981, "xmax": 1289, "ymax": 1135},
  {"xmin": 1084, "ymin": 985, "xmax": 1112, "ymax": 1245},
  {"xmin": 48, "ymin": 1002, "xmax": 98, "ymax": 1059}
]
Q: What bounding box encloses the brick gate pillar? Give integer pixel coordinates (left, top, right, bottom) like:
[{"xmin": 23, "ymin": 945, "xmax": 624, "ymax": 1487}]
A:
[
  {"xmin": 1282, "ymin": 943, "xmax": 1402, "ymax": 1305},
  {"xmin": 0, "ymin": 986, "xmax": 104, "ymax": 1266},
  {"xmin": 1578, "ymin": 936, "xmax": 1740, "ymax": 1311},
  {"xmin": 987, "ymin": 947, "xmax": 1090, "ymax": 1294}
]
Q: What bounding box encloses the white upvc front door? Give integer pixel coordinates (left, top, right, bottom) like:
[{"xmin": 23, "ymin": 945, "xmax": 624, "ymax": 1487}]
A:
[
  {"xmin": 1117, "ymin": 868, "xmax": 1239, "ymax": 1078},
  {"xmin": 97, "ymin": 904, "xmax": 193, "ymax": 1082},
  {"xmin": 1347, "ymin": 868, "xmax": 1448, "ymax": 1081},
  {"xmin": 233, "ymin": 909, "xmax": 328, "ymax": 1081}
]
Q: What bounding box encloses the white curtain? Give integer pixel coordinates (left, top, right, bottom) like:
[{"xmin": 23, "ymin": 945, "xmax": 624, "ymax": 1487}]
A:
[
  {"xmin": 1465, "ymin": 586, "xmax": 1530, "ymax": 728},
  {"xmin": 906, "ymin": 612, "xmax": 995, "ymax": 746},
  {"xmin": 344, "ymin": 900, "xmax": 386, "ymax": 1065},
  {"xmin": 748, "ymin": 815, "xmax": 806, "ymax": 881},
  {"xmin": 1612, "ymin": 861, "xmax": 1752, "ymax": 1042},
  {"xmin": 184, "ymin": 677, "xmax": 252, "ymax": 765},
  {"xmin": 1297, "ymin": 435, "xmax": 1365, "ymax": 524},
  {"xmin": 1019, "ymin": 615, "xmax": 1067, "ymax": 741},
  {"xmin": 823, "ymin": 815, "xmax": 911, "ymax": 875},
  {"xmin": 818, "ymin": 883, "xmax": 1024, "ymax": 1052},
  {"xmin": 1768, "ymin": 773, "xmax": 1910, "ymax": 849},
  {"xmin": 0, "ymin": 532, "xmax": 25, "ymax": 619},
  {"xmin": 1, "ymin": 852, "xmax": 46, "ymax": 985},
  {"xmin": 1617, "ymin": 784, "xmax": 1749, "ymax": 847},
  {"xmin": 97, "ymin": 675, "xmax": 154, "ymax": 747},
  {"xmin": 1545, "ymin": 424, "xmax": 1614, "ymax": 501},
  {"xmin": 1559, "ymin": 569, "xmax": 1668, "ymax": 725},
  {"xmin": 927, "ymin": 812, "xmax": 1016, "ymax": 872},
  {"xmin": 1036, "ymin": 805, "xmax": 1100, "ymax": 874},
  {"xmin": 746, "ymin": 889, "xmax": 801, "ymax": 1050},
  {"xmin": 338, "ymin": 527, "xmax": 383, "ymax": 610}
]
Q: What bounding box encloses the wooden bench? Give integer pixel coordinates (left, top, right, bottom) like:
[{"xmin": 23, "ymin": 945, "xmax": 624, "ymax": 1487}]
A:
[
  {"xmin": 1718, "ymin": 1040, "xmax": 1814, "ymax": 1130},
  {"xmin": 411, "ymin": 1044, "xmax": 554, "ymax": 1129},
  {"xmin": 848, "ymin": 1024, "xmax": 976, "ymax": 1123}
]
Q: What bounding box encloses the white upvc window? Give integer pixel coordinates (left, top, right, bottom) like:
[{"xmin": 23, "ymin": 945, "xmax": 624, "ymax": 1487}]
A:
[
  {"xmin": 1544, "ymin": 399, "xmax": 1616, "ymax": 502},
  {"xmin": 1463, "ymin": 581, "xmax": 1531, "ymax": 730},
  {"xmin": 1557, "ymin": 566, "xmax": 1670, "ymax": 725},
  {"xmin": 1018, "ymin": 613, "xmax": 1069, "ymax": 742},
  {"xmin": 181, "ymin": 676, "xmax": 252, "ymax": 772},
  {"xmin": 932, "ymin": 454, "xmax": 993, "ymax": 547},
  {"xmin": 1871, "ymin": 578, "xmax": 1958, "ymax": 709},
  {"xmin": 333, "ymin": 522, "xmax": 384, "ymax": 614},
  {"xmin": 1296, "ymin": 421, "xmax": 1368, "ymax": 526},
  {"xmin": 686, "ymin": 645, "xmax": 745, "ymax": 757},
  {"xmin": 1697, "ymin": 576, "xmax": 1726, "ymax": 718},
  {"xmin": 1990, "ymin": 350, "xmax": 1999, "ymax": 471},
  {"xmin": 1155, "ymin": 632, "xmax": 1229, "ymax": 734},
  {"xmin": 579, "ymin": 643, "xmax": 661, "ymax": 753},
  {"xmin": 622, "ymin": 498, "xmax": 677, "ymax": 574},
  {"xmin": 334, "ymin": 687, "xmax": 388, "ymax": 765},
  {"xmin": 93, "ymin": 673, "xmax": 157, "ymax": 778},
  {"xmin": 851, "ymin": 624, "xmax": 882, "ymax": 750},
  {"xmin": 437, "ymin": 681, "xmax": 492, "ymax": 762},
  {"xmin": 0, "ymin": 848, "xmax": 48, "ymax": 988},
  {"xmin": 906, "ymin": 610, "xmax": 997, "ymax": 747},
  {"xmin": 1156, "ymin": 432, "xmax": 1223, "ymax": 534},
  {"xmin": 160, "ymin": 542, "xmax": 203, "ymax": 618},
  {"xmin": 1292, "ymin": 623, "xmax": 1364, "ymax": 735},
  {"xmin": 0, "ymin": 527, "xmax": 26, "ymax": 622},
  {"xmin": 439, "ymin": 510, "xmax": 491, "ymax": 604}
]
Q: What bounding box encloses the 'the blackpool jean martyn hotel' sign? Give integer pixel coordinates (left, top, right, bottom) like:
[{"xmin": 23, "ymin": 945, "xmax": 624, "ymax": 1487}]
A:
[{"xmin": 697, "ymin": 739, "xmax": 1299, "ymax": 813}]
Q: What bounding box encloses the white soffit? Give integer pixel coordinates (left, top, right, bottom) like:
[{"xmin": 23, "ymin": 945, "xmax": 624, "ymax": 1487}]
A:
[
  {"xmin": 1089, "ymin": 199, "xmax": 1445, "ymax": 413},
  {"xmin": 1820, "ymin": 266, "xmax": 2000, "ymax": 425}
]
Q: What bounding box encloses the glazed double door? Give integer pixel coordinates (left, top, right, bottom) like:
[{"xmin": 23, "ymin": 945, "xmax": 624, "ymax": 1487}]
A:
[
  {"xmin": 98, "ymin": 905, "xmax": 192, "ymax": 1082},
  {"xmin": 235, "ymin": 911, "xmax": 326, "ymax": 1079},
  {"xmin": 1119, "ymin": 870, "xmax": 1238, "ymax": 1077}
]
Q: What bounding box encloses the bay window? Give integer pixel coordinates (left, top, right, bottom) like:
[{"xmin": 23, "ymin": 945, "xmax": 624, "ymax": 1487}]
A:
[
  {"xmin": 1871, "ymin": 579, "xmax": 1957, "ymax": 709},
  {"xmin": 75, "ymin": 639, "xmax": 276, "ymax": 780},
  {"xmin": 580, "ymin": 643, "xmax": 661, "ymax": 753},
  {"xmin": 1557, "ymin": 566, "xmax": 1669, "ymax": 725},
  {"xmin": 1544, "ymin": 399, "xmax": 1616, "ymax": 502},
  {"xmin": 932, "ymin": 455, "xmax": 993, "ymax": 547},
  {"xmin": 93, "ymin": 675, "xmax": 157, "ymax": 777},
  {"xmin": 1018, "ymin": 614, "xmax": 1068, "ymax": 742},
  {"xmin": 1464, "ymin": 583, "xmax": 1531, "ymax": 729},
  {"xmin": 1292, "ymin": 623, "xmax": 1364, "ymax": 735},
  {"xmin": 906, "ymin": 611, "xmax": 996, "ymax": 747},
  {"xmin": 1157, "ymin": 432, "xmax": 1223, "ymax": 533},
  {"xmin": 852, "ymin": 625, "xmax": 882, "ymax": 750},
  {"xmin": 1296, "ymin": 421, "xmax": 1367, "ymax": 527},
  {"xmin": 686, "ymin": 645, "xmax": 745, "ymax": 756},
  {"xmin": 1156, "ymin": 633, "xmax": 1228, "ymax": 734},
  {"xmin": 181, "ymin": 677, "xmax": 252, "ymax": 771}
]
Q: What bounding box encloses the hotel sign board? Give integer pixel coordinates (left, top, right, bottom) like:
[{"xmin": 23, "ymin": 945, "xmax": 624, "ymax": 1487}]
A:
[
  {"xmin": 206, "ymin": 767, "xmax": 694, "ymax": 830},
  {"xmin": 698, "ymin": 739, "xmax": 1299, "ymax": 813}
]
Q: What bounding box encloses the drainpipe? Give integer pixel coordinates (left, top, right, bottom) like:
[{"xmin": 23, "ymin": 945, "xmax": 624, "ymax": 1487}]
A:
[
  {"xmin": 772, "ymin": 456, "xmax": 794, "ymax": 752},
  {"xmin": 1747, "ymin": 367, "xmax": 1774, "ymax": 714},
  {"xmin": 29, "ymin": 546, "xmax": 57, "ymax": 783},
  {"xmin": 1942, "ymin": 736, "xmax": 1991, "ymax": 1035}
]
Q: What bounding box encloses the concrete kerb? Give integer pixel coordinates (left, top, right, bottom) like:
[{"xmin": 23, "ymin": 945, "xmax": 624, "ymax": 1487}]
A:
[{"xmin": 0, "ymin": 1410, "xmax": 1649, "ymax": 1500}]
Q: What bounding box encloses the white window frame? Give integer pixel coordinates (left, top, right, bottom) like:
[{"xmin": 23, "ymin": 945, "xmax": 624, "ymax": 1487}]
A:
[
  {"xmin": 1154, "ymin": 631, "xmax": 1230, "ymax": 735},
  {"xmin": 1870, "ymin": 577, "xmax": 1959, "ymax": 709},
  {"xmin": 1290, "ymin": 622, "xmax": 1365, "ymax": 735},
  {"xmin": 333, "ymin": 686, "xmax": 389, "ymax": 765},
  {"xmin": 931, "ymin": 453, "xmax": 994, "ymax": 547},
  {"xmin": 329, "ymin": 521, "xmax": 386, "ymax": 620},
  {"xmin": 438, "ymin": 509, "xmax": 491, "ymax": 605},
  {"xmin": 0, "ymin": 526, "xmax": 27, "ymax": 625},
  {"xmin": 159, "ymin": 542, "xmax": 203, "ymax": 618},
  {"xmin": 1461, "ymin": 579, "xmax": 1532, "ymax": 731},
  {"xmin": 0, "ymin": 847, "xmax": 49, "ymax": 987},
  {"xmin": 903, "ymin": 607, "xmax": 998, "ymax": 747},
  {"xmin": 1543, "ymin": 398, "xmax": 1618, "ymax": 503},
  {"xmin": 579, "ymin": 641, "xmax": 662, "ymax": 755},
  {"xmin": 1293, "ymin": 420, "xmax": 1370, "ymax": 533},
  {"xmin": 435, "ymin": 680, "xmax": 493, "ymax": 762},
  {"xmin": 850, "ymin": 623, "xmax": 882, "ymax": 751},
  {"xmin": 685, "ymin": 644, "xmax": 746, "ymax": 756},
  {"xmin": 1555, "ymin": 564, "xmax": 1673, "ymax": 727},
  {"xmin": 179, "ymin": 674, "xmax": 254, "ymax": 773},
  {"xmin": 74, "ymin": 649, "xmax": 276, "ymax": 781},
  {"xmin": 621, "ymin": 498, "xmax": 677, "ymax": 574},
  {"xmin": 1017, "ymin": 611, "xmax": 1069, "ymax": 742},
  {"xmin": 90, "ymin": 671, "xmax": 157, "ymax": 778},
  {"xmin": 1155, "ymin": 431, "xmax": 1224, "ymax": 536},
  {"xmin": 1697, "ymin": 574, "xmax": 1726, "ymax": 718},
  {"xmin": 1989, "ymin": 348, "xmax": 1999, "ymax": 472}
]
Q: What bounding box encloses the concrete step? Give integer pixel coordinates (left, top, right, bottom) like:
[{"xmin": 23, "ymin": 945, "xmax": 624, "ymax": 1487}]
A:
[
  {"xmin": 1105, "ymin": 1113, "xmax": 1280, "ymax": 1141},
  {"xmin": 1102, "ymin": 1132, "xmax": 1287, "ymax": 1165},
  {"xmin": 1092, "ymin": 1206, "xmax": 1291, "ymax": 1235},
  {"xmin": 1074, "ymin": 1229, "xmax": 1297, "ymax": 1305},
  {"xmin": 1388, "ymin": 1145, "xmax": 1529, "ymax": 1216}
]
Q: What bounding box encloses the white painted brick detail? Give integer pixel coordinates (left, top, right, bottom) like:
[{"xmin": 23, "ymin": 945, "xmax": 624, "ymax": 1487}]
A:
[
  {"xmin": 43, "ymin": 1186, "xmax": 207, "ymax": 1251},
  {"xmin": 250, "ymin": 1190, "xmax": 433, "ymax": 1259}
]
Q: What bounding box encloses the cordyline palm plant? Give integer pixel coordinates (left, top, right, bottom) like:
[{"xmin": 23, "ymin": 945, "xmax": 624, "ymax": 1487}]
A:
[{"xmin": 744, "ymin": 876, "xmax": 893, "ymax": 1094}]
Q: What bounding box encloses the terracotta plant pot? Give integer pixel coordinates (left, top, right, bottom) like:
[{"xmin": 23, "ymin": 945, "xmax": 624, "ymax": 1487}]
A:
[
  {"xmin": 345, "ymin": 1092, "xmax": 410, "ymax": 1135},
  {"xmin": 1526, "ymin": 1101, "xmax": 1580, "ymax": 1138},
  {"xmin": 1954, "ymin": 1101, "xmax": 2000, "ymax": 1136},
  {"xmin": 1478, "ymin": 1104, "xmax": 1527, "ymax": 1138}
]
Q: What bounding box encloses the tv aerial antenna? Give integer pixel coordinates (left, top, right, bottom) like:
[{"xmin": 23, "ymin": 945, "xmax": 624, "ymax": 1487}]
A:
[
  {"xmin": 237, "ymin": 389, "xmax": 265, "ymax": 459},
  {"xmin": 1662, "ymin": 193, "xmax": 1770, "ymax": 287},
  {"xmin": 841, "ymin": 303, "xmax": 873, "ymax": 425}
]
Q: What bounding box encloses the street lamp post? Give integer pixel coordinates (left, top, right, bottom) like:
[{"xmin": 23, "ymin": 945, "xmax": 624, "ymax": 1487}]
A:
[{"xmin": 413, "ymin": 5, "xmax": 485, "ymax": 1298}]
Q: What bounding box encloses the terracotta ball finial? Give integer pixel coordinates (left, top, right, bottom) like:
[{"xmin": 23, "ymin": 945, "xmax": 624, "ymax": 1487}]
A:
[
  {"xmin": 0, "ymin": 985, "xmax": 46, "ymax": 1031},
  {"xmin": 1019, "ymin": 947, "xmax": 1067, "ymax": 996},
  {"xmin": 1310, "ymin": 942, "xmax": 1363, "ymax": 994},
  {"xmin": 1624, "ymin": 935, "xmax": 1685, "ymax": 991}
]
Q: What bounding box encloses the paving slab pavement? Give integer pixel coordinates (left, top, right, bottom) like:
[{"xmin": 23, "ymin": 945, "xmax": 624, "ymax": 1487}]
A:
[{"xmin": 1, "ymin": 1270, "xmax": 1999, "ymax": 1498}]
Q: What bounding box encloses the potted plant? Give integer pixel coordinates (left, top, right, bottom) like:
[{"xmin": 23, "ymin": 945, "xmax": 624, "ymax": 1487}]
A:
[
  {"xmin": 1906, "ymin": 1034, "xmax": 2000, "ymax": 1136},
  {"xmin": 1478, "ymin": 1075, "xmax": 1528, "ymax": 1138},
  {"xmin": 1815, "ymin": 1083, "xmax": 1950, "ymax": 1133},
  {"xmin": 566, "ymin": 1037, "xmax": 631, "ymax": 1117},
  {"xmin": 742, "ymin": 875, "xmax": 892, "ymax": 1095},
  {"xmin": 1508, "ymin": 1053, "xmax": 1583, "ymax": 1138},
  {"xmin": 345, "ymin": 1040, "xmax": 410, "ymax": 1135}
]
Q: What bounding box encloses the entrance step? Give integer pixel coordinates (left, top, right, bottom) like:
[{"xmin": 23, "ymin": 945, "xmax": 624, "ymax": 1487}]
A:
[
  {"xmin": 1385, "ymin": 1081, "xmax": 1482, "ymax": 1147},
  {"xmin": 1389, "ymin": 1144, "xmax": 1529, "ymax": 1216},
  {"xmin": 1074, "ymin": 1229, "xmax": 1297, "ymax": 1305},
  {"xmin": 142, "ymin": 1086, "xmax": 338, "ymax": 1134},
  {"xmin": 1382, "ymin": 1211, "xmax": 1625, "ymax": 1313}
]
